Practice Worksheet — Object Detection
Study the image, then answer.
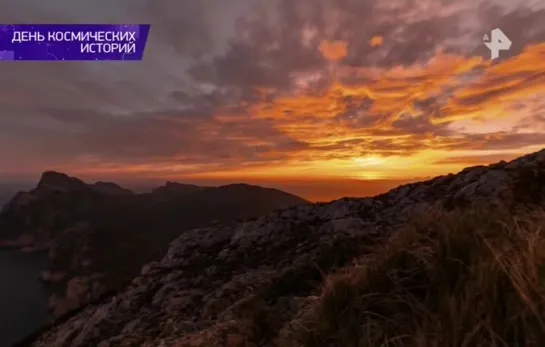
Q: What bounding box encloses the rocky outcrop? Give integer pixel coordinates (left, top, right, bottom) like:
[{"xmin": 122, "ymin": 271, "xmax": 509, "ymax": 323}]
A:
[
  {"xmin": 0, "ymin": 173, "xmax": 308, "ymax": 321},
  {"xmin": 25, "ymin": 149, "xmax": 545, "ymax": 347},
  {"xmin": 36, "ymin": 171, "xmax": 87, "ymax": 192}
]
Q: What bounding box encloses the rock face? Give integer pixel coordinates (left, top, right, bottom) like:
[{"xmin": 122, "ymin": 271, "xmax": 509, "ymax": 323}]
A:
[
  {"xmin": 21, "ymin": 149, "xmax": 545, "ymax": 347},
  {"xmin": 35, "ymin": 171, "xmax": 87, "ymax": 192},
  {"xmin": 0, "ymin": 173, "xmax": 308, "ymax": 319}
]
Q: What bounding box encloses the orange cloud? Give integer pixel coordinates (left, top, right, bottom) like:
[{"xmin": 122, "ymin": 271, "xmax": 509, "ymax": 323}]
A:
[
  {"xmin": 216, "ymin": 43, "xmax": 545, "ymax": 180},
  {"xmin": 319, "ymin": 40, "xmax": 348, "ymax": 61},
  {"xmin": 59, "ymin": 42, "xmax": 545, "ymax": 188},
  {"xmin": 369, "ymin": 36, "xmax": 384, "ymax": 47},
  {"xmin": 441, "ymin": 44, "xmax": 545, "ymax": 124}
]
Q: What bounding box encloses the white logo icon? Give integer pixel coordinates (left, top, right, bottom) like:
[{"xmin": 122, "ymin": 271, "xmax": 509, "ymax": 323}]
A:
[{"xmin": 483, "ymin": 28, "xmax": 512, "ymax": 60}]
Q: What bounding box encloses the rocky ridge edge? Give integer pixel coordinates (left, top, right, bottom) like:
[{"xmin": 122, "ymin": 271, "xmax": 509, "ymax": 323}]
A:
[{"xmin": 28, "ymin": 149, "xmax": 545, "ymax": 347}]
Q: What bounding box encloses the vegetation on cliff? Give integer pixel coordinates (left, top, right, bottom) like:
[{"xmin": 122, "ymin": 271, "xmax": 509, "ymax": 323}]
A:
[{"xmin": 284, "ymin": 205, "xmax": 545, "ymax": 346}]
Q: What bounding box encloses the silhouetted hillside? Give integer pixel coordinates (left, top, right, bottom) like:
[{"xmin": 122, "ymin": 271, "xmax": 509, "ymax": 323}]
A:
[
  {"xmin": 23, "ymin": 148, "xmax": 545, "ymax": 347},
  {"xmin": 0, "ymin": 171, "xmax": 308, "ymax": 317}
]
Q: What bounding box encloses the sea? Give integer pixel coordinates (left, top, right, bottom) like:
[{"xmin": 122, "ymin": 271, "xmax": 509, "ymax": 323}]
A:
[
  {"xmin": 0, "ymin": 184, "xmax": 50, "ymax": 347},
  {"xmin": 0, "ymin": 250, "xmax": 50, "ymax": 347}
]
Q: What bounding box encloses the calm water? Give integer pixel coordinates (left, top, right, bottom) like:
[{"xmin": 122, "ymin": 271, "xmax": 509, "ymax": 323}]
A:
[{"xmin": 0, "ymin": 250, "xmax": 50, "ymax": 347}]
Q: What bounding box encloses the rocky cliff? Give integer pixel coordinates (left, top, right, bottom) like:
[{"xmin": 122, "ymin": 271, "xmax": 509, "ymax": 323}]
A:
[
  {"xmin": 21, "ymin": 149, "xmax": 545, "ymax": 347},
  {"xmin": 0, "ymin": 172, "xmax": 307, "ymax": 319}
]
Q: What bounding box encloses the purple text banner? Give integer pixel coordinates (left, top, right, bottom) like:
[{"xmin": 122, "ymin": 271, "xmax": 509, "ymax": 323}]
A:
[{"xmin": 0, "ymin": 24, "xmax": 151, "ymax": 61}]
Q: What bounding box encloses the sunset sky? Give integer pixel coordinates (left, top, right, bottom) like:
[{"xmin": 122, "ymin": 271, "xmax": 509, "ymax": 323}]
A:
[{"xmin": 0, "ymin": 0, "xmax": 544, "ymax": 201}]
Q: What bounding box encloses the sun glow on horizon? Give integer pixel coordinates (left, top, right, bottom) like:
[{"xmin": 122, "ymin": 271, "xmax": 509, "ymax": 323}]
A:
[{"xmin": 15, "ymin": 43, "xmax": 545, "ymax": 194}]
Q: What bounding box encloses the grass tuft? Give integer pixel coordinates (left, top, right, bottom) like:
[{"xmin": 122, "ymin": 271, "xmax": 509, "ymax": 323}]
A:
[{"xmin": 287, "ymin": 205, "xmax": 545, "ymax": 347}]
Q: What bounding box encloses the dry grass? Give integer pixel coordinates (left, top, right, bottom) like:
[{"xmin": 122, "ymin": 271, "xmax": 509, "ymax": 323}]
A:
[{"xmin": 286, "ymin": 205, "xmax": 545, "ymax": 347}]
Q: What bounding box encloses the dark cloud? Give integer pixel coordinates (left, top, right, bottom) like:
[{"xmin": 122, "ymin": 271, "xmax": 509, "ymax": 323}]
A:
[
  {"xmin": 468, "ymin": 133, "xmax": 545, "ymax": 150},
  {"xmin": 472, "ymin": 4, "xmax": 545, "ymax": 60},
  {"xmin": 392, "ymin": 114, "xmax": 452, "ymax": 135},
  {"xmin": 136, "ymin": 0, "xmax": 213, "ymax": 58},
  {"xmin": 0, "ymin": 106, "xmax": 309, "ymax": 168}
]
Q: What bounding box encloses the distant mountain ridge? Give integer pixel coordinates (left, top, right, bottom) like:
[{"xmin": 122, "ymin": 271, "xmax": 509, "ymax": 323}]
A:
[
  {"xmin": 0, "ymin": 171, "xmax": 308, "ymax": 318},
  {"xmin": 21, "ymin": 148, "xmax": 545, "ymax": 347},
  {"xmin": 150, "ymin": 181, "xmax": 205, "ymax": 199}
]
